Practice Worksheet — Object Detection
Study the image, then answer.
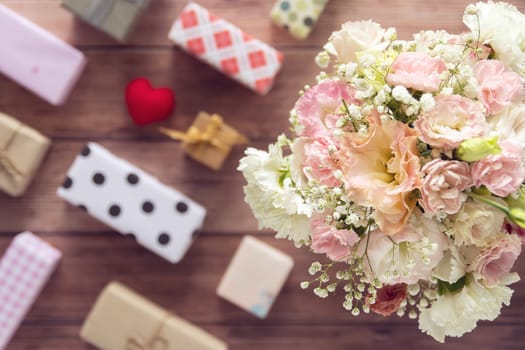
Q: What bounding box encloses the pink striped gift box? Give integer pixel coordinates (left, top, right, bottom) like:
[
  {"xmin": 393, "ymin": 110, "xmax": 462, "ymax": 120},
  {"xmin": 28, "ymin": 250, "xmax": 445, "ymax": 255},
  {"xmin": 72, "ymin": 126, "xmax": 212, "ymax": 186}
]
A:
[
  {"xmin": 0, "ymin": 232, "xmax": 62, "ymax": 350},
  {"xmin": 169, "ymin": 2, "xmax": 283, "ymax": 95}
]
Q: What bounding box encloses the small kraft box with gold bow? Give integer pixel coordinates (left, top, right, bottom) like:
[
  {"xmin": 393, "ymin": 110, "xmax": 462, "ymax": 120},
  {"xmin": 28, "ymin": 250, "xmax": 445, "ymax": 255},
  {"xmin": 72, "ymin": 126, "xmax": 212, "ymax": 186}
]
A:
[
  {"xmin": 80, "ymin": 282, "xmax": 228, "ymax": 350},
  {"xmin": 160, "ymin": 111, "xmax": 248, "ymax": 171},
  {"xmin": 0, "ymin": 113, "xmax": 51, "ymax": 197},
  {"xmin": 62, "ymin": 0, "xmax": 150, "ymax": 42}
]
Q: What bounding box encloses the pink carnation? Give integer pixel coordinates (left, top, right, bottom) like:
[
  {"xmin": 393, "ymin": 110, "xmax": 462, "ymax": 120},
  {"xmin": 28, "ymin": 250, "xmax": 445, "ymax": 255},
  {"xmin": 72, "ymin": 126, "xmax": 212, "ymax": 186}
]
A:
[
  {"xmin": 303, "ymin": 137, "xmax": 342, "ymax": 187},
  {"xmin": 295, "ymin": 79, "xmax": 358, "ymax": 139},
  {"xmin": 473, "ymin": 234, "xmax": 522, "ymax": 287},
  {"xmin": 474, "ymin": 59, "xmax": 522, "ymax": 114},
  {"xmin": 419, "ymin": 159, "xmax": 473, "ymax": 215},
  {"xmin": 310, "ymin": 216, "xmax": 359, "ymax": 262},
  {"xmin": 414, "ymin": 94, "xmax": 487, "ymax": 149},
  {"xmin": 386, "ymin": 52, "xmax": 446, "ymax": 92},
  {"xmin": 471, "ymin": 141, "xmax": 525, "ymax": 197}
]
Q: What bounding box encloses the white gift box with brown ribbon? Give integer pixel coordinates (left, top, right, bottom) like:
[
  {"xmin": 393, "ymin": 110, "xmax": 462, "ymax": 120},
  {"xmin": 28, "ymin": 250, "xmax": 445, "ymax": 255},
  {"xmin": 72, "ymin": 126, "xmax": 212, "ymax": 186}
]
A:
[
  {"xmin": 0, "ymin": 113, "xmax": 51, "ymax": 197},
  {"xmin": 81, "ymin": 282, "xmax": 228, "ymax": 350}
]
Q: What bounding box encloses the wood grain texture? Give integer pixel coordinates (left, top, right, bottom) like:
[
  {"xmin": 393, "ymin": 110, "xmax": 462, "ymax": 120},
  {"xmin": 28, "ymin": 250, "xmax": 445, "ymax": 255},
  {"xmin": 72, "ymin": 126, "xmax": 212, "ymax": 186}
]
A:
[{"xmin": 0, "ymin": 0, "xmax": 524, "ymax": 349}]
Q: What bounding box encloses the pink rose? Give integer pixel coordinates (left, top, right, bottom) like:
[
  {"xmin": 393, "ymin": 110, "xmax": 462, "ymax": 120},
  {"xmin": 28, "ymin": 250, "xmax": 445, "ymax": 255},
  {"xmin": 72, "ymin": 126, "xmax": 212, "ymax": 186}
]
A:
[
  {"xmin": 369, "ymin": 284, "xmax": 407, "ymax": 317},
  {"xmin": 474, "ymin": 60, "xmax": 522, "ymax": 114},
  {"xmin": 414, "ymin": 94, "xmax": 487, "ymax": 149},
  {"xmin": 295, "ymin": 79, "xmax": 358, "ymax": 139},
  {"xmin": 386, "ymin": 52, "xmax": 447, "ymax": 92},
  {"xmin": 473, "ymin": 234, "xmax": 522, "ymax": 287},
  {"xmin": 302, "ymin": 137, "xmax": 342, "ymax": 187},
  {"xmin": 310, "ymin": 216, "xmax": 359, "ymax": 262},
  {"xmin": 471, "ymin": 141, "xmax": 525, "ymax": 197},
  {"xmin": 419, "ymin": 159, "xmax": 473, "ymax": 215}
]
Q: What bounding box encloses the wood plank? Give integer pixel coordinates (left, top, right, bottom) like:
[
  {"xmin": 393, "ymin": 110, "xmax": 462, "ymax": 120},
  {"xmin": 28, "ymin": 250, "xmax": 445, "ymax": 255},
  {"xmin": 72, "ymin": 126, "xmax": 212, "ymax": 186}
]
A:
[
  {"xmin": 1, "ymin": 234, "xmax": 525, "ymax": 325},
  {"xmin": 0, "ymin": 48, "xmax": 313, "ymax": 141},
  {"xmin": 1, "ymin": 0, "xmax": 507, "ymax": 47},
  {"xmin": 7, "ymin": 324, "xmax": 525, "ymax": 350}
]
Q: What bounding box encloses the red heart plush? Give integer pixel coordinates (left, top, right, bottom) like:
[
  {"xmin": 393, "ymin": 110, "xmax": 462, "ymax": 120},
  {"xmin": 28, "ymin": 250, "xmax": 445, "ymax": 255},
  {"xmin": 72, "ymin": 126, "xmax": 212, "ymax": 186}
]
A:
[{"xmin": 125, "ymin": 78, "xmax": 176, "ymax": 125}]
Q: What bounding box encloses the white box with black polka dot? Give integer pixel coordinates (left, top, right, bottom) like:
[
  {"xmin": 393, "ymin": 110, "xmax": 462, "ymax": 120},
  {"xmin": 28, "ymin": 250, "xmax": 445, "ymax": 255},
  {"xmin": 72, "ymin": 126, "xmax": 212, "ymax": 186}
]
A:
[{"xmin": 57, "ymin": 142, "xmax": 206, "ymax": 263}]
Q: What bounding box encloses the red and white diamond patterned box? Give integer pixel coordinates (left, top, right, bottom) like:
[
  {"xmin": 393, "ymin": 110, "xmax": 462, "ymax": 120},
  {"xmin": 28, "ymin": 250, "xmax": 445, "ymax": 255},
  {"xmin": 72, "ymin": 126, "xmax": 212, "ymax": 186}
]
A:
[
  {"xmin": 169, "ymin": 2, "xmax": 284, "ymax": 95},
  {"xmin": 0, "ymin": 232, "xmax": 62, "ymax": 350}
]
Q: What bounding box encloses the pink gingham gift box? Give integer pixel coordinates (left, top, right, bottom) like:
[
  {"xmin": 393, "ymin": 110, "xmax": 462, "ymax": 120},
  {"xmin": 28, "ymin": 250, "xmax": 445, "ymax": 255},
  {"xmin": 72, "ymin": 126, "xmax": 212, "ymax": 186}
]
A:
[{"xmin": 0, "ymin": 232, "xmax": 62, "ymax": 349}]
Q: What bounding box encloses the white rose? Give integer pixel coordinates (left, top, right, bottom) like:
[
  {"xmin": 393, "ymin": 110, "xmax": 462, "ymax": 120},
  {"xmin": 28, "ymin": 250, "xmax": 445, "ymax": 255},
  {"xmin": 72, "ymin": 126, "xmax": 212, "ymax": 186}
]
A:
[
  {"xmin": 324, "ymin": 20, "xmax": 389, "ymax": 64},
  {"xmin": 463, "ymin": 2, "xmax": 525, "ymax": 75},
  {"xmin": 419, "ymin": 274, "xmax": 517, "ymax": 342},
  {"xmin": 450, "ymin": 198, "xmax": 506, "ymax": 247},
  {"xmin": 488, "ymin": 104, "xmax": 525, "ymax": 149}
]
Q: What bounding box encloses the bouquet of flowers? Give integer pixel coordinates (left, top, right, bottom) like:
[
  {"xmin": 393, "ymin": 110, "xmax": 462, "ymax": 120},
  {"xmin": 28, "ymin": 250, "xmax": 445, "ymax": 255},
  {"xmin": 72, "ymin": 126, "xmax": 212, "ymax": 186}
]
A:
[{"xmin": 238, "ymin": 1, "xmax": 525, "ymax": 342}]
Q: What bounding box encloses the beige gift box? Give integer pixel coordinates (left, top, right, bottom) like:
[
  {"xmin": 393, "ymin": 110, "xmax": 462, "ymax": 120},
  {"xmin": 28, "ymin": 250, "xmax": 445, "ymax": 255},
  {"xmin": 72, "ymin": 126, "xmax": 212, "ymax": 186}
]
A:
[
  {"xmin": 217, "ymin": 236, "xmax": 294, "ymax": 318},
  {"xmin": 81, "ymin": 282, "xmax": 227, "ymax": 350},
  {"xmin": 0, "ymin": 113, "xmax": 50, "ymax": 197}
]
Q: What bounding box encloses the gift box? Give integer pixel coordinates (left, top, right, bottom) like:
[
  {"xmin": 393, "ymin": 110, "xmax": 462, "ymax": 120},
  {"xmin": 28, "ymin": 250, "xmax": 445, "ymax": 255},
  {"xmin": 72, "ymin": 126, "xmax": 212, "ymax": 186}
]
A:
[
  {"xmin": 271, "ymin": 0, "xmax": 329, "ymax": 40},
  {"xmin": 160, "ymin": 111, "xmax": 248, "ymax": 171},
  {"xmin": 0, "ymin": 232, "xmax": 62, "ymax": 350},
  {"xmin": 81, "ymin": 282, "xmax": 228, "ymax": 350},
  {"xmin": 0, "ymin": 113, "xmax": 51, "ymax": 197},
  {"xmin": 62, "ymin": 0, "xmax": 150, "ymax": 42},
  {"xmin": 57, "ymin": 142, "xmax": 206, "ymax": 263},
  {"xmin": 169, "ymin": 2, "xmax": 284, "ymax": 95},
  {"xmin": 0, "ymin": 4, "xmax": 86, "ymax": 105},
  {"xmin": 217, "ymin": 236, "xmax": 294, "ymax": 318}
]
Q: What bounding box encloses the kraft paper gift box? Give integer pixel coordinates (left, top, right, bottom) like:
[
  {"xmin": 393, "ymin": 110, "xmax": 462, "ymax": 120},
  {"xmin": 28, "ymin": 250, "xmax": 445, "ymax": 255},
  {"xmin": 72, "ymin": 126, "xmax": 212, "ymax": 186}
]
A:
[
  {"xmin": 81, "ymin": 282, "xmax": 228, "ymax": 350},
  {"xmin": 0, "ymin": 4, "xmax": 86, "ymax": 105},
  {"xmin": 62, "ymin": 0, "xmax": 150, "ymax": 42},
  {"xmin": 0, "ymin": 232, "xmax": 62, "ymax": 350},
  {"xmin": 271, "ymin": 0, "xmax": 329, "ymax": 40},
  {"xmin": 169, "ymin": 2, "xmax": 284, "ymax": 95},
  {"xmin": 217, "ymin": 236, "xmax": 294, "ymax": 318},
  {"xmin": 0, "ymin": 113, "xmax": 51, "ymax": 197},
  {"xmin": 57, "ymin": 142, "xmax": 206, "ymax": 263},
  {"xmin": 160, "ymin": 111, "xmax": 248, "ymax": 171}
]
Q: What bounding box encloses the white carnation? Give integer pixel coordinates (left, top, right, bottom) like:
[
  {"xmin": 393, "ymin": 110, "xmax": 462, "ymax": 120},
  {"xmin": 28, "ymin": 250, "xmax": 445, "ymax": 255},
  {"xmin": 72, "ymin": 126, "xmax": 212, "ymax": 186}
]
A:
[
  {"xmin": 488, "ymin": 104, "xmax": 525, "ymax": 149},
  {"xmin": 238, "ymin": 145, "xmax": 312, "ymax": 242},
  {"xmin": 463, "ymin": 1, "xmax": 525, "ymax": 75},
  {"xmin": 419, "ymin": 275, "xmax": 517, "ymax": 342}
]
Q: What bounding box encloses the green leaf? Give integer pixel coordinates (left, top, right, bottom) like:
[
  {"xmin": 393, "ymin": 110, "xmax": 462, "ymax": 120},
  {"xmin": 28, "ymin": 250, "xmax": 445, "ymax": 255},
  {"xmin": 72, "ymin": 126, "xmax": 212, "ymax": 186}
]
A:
[{"xmin": 437, "ymin": 276, "xmax": 467, "ymax": 296}]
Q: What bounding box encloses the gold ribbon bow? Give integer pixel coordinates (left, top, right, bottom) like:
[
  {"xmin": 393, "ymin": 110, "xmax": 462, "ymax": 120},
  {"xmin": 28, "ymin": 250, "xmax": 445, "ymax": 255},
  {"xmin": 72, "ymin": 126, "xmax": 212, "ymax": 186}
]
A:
[
  {"xmin": 0, "ymin": 122, "xmax": 24, "ymax": 182},
  {"xmin": 126, "ymin": 312, "xmax": 171, "ymax": 350},
  {"xmin": 159, "ymin": 114, "xmax": 247, "ymax": 152}
]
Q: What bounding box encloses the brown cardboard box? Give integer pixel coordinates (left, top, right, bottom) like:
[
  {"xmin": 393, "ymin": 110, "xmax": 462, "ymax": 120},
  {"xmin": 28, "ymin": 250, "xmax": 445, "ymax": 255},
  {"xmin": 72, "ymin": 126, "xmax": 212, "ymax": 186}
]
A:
[
  {"xmin": 161, "ymin": 112, "xmax": 248, "ymax": 170},
  {"xmin": 0, "ymin": 113, "xmax": 50, "ymax": 197}
]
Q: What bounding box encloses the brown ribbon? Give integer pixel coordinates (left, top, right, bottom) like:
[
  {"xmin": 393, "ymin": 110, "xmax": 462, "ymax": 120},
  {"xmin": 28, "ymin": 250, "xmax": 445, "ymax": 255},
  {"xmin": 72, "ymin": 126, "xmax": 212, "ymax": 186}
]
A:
[
  {"xmin": 0, "ymin": 122, "xmax": 25, "ymax": 182},
  {"xmin": 126, "ymin": 312, "xmax": 171, "ymax": 350},
  {"xmin": 159, "ymin": 114, "xmax": 247, "ymax": 152}
]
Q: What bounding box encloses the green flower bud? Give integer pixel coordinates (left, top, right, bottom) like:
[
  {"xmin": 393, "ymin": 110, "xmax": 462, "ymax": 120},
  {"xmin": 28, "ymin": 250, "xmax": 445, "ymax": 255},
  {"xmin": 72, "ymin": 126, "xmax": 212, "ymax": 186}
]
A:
[
  {"xmin": 509, "ymin": 207, "xmax": 525, "ymax": 229},
  {"xmin": 456, "ymin": 136, "xmax": 501, "ymax": 162}
]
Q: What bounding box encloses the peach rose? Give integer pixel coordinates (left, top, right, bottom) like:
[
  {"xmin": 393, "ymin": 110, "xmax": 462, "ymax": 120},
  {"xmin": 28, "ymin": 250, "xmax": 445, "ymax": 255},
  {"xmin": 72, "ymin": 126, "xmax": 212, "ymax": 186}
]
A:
[
  {"xmin": 414, "ymin": 94, "xmax": 487, "ymax": 149},
  {"xmin": 369, "ymin": 284, "xmax": 408, "ymax": 317},
  {"xmin": 294, "ymin": 79, "xmax": 358, "ymax": 139},
  {"xmin": 386, "ymin": 52, "xmax": 447, "ymax": 92},
  {"xmin": 419, "ymin": 159, "xmax": 473, "ymax": 215},
  {"xmin": 471, "ymin": 141, "xmax": 525, "ymax": 197},
  {"xmin": 474, "ymin": 59, "xmax": 522, "ymax": 114},
  {"xmin": 473, "ymin": 234, "xmax": 522, "ymax": 287},
  {"xmin": 340, "ymin": 113, "xmax": 421, "ymax": 235},
  {"xmin": 310, "ymin": 216, "xmax": 359, "ymax": 262}
]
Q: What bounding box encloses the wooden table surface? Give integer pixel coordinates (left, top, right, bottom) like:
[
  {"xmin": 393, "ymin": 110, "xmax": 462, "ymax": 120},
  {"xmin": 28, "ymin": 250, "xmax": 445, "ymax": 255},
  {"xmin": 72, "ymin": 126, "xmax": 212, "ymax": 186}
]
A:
[{"xmin": 1, "ymin": 0, "xmax": 525, "ymax": 349}]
